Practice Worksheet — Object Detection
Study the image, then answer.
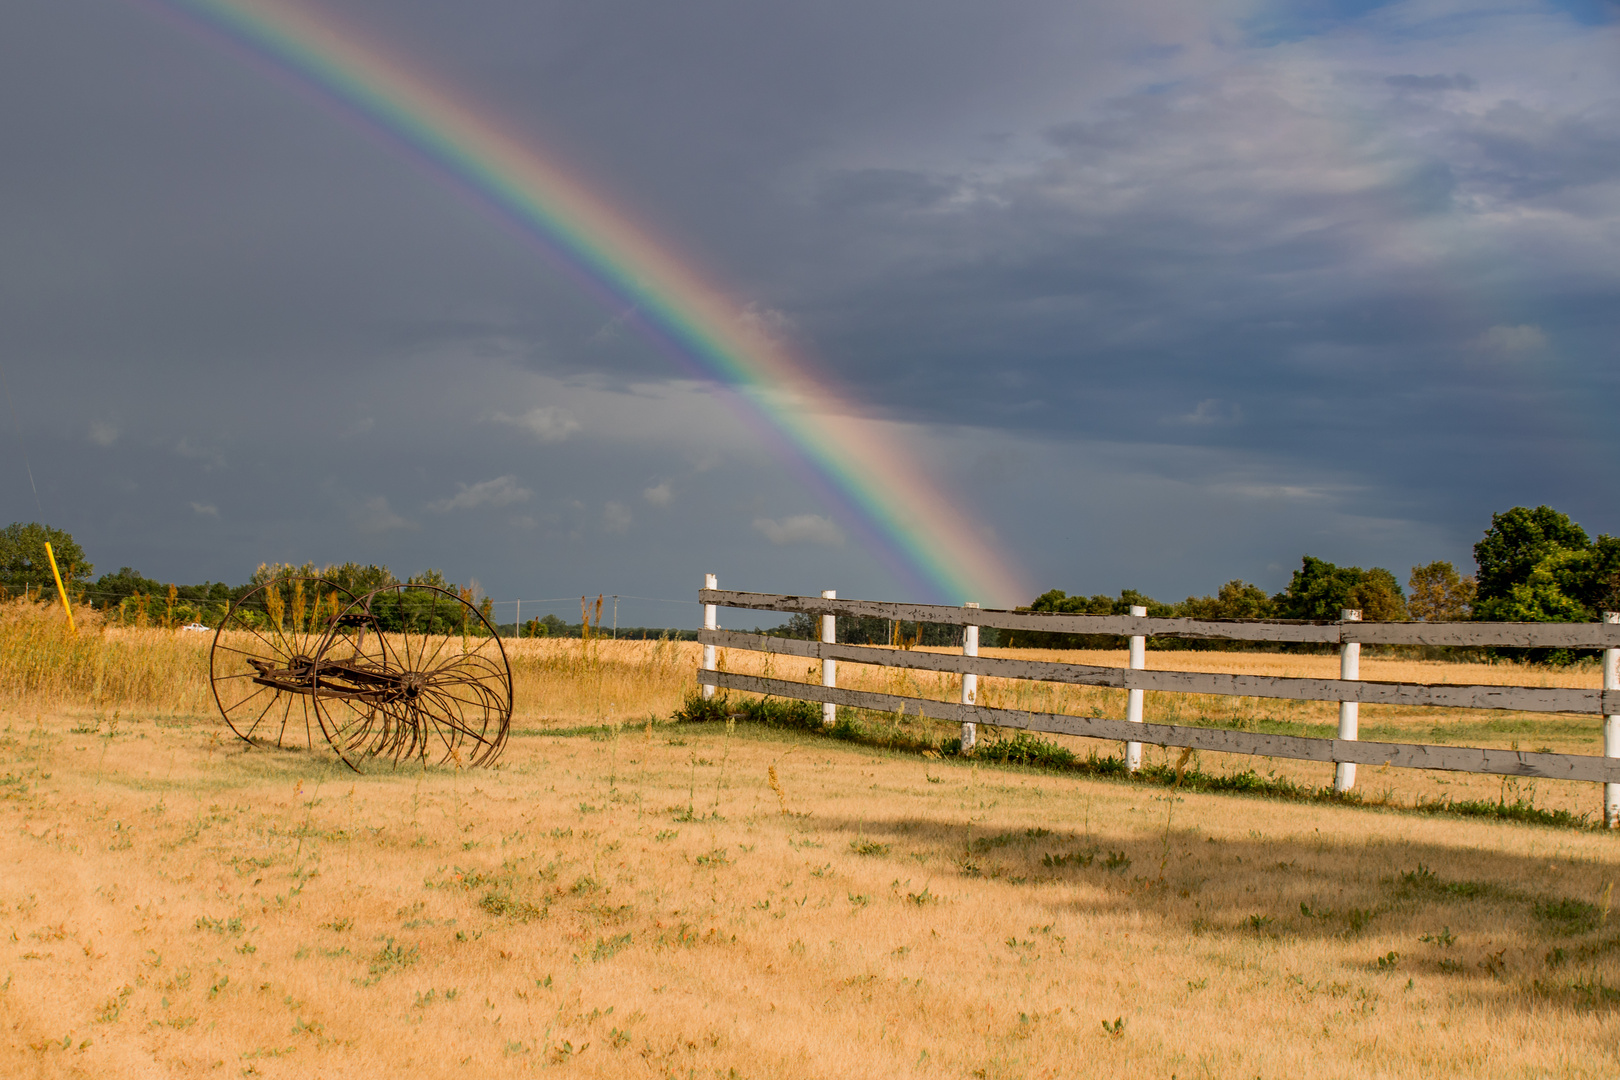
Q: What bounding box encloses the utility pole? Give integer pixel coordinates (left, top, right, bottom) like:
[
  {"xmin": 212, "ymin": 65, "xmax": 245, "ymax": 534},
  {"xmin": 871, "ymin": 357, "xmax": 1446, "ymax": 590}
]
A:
[{"xmin": 612, "ymin": 595, "xmax": 619, "ymax": 638}]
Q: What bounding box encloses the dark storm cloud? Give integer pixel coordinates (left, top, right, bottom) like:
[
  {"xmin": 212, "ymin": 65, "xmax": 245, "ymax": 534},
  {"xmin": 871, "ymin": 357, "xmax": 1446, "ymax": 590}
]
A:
[{"xmin": 0, "ymin": 0, "xmax": 1615, "ymax": 609}]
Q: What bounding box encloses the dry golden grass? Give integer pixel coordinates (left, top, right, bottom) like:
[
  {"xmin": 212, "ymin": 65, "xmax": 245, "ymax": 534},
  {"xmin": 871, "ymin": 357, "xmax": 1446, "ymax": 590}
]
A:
[
  {"xmin": 0, "ymin": 597, "xmax": 1612, "ymax": 818},
  {"xmin": 3, "ymin": 700, "xmax": 1620, "ymax": 1079}
]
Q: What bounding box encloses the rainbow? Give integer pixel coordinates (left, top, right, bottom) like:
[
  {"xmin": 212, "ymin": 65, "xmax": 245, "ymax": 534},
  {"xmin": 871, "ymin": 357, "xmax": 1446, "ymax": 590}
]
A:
[{"xmin": 150, "ymin": 0, "xmax": 1028, "ymax": 605}]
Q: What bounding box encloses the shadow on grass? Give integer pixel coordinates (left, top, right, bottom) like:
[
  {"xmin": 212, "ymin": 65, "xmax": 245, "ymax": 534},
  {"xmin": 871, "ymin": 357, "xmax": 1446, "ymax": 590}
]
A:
[{"xmin": 800, "ymin": 805, "xmax": 1620, "ymax": 1013}]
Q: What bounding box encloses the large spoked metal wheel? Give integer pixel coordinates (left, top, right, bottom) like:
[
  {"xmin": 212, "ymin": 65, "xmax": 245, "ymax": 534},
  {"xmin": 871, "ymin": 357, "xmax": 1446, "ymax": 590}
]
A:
[
  {"xmin": 209, "ymin": 578, "xmax": 363, "ymax": 751},
  {"xmin": 313, "ymin": 584, "xmax": 512, "ymax": 769}
]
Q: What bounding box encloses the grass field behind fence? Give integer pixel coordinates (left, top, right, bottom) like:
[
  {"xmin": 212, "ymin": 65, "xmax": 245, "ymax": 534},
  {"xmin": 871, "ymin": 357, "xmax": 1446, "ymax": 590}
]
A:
[{"xmin": 1, "ymin": 599, "xmax": 1609, "ymax": 817}]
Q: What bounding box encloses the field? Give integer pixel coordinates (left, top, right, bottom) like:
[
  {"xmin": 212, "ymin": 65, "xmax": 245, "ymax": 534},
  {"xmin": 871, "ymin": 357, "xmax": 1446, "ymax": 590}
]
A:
[{"xmin": 2, "ymin": 605, "xmax": 1618, "ymax": 1077}]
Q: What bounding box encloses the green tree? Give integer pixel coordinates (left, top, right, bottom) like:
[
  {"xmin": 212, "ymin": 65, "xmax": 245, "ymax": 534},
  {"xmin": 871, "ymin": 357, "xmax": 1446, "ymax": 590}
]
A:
[
  {"xmin": 1407, "ymin": 561, "xmax": 1476, "ymax": 622},
  {"xmin": 1274, "ymin": 556, "xmax": 1407, "ymax": 621},
  {"xmin": 1472, "ymin": 506, "xmax": 1590, "ymax": 606},
  {"xmin": 248, "ymin": 561, "xmax": 319, "ymax": 587},
  {"xmin": 319, "ymin": 562, "xmax": 398, "ymax": 597},
  {"xmin": 1471, "ymin": 507, "xmax": 1620, "ymax": 623},
  {"xmin": 91, "ymin": 566, "xmax": 166, "ymax": 604},
  {"xmin": 1476, "ymin": 548, "xmax": 1590, "ymax": 623},
  {"xmin": 1177, "ymin": 580, "xmax": 1276, "ymax": 620},
  {"xmin": 0, "ymin": 522, "xmax": 92, "ymax": 596},
  {"xmin": 1004, "ymin": 589, "xmax": 1172, "ymax": 648}
]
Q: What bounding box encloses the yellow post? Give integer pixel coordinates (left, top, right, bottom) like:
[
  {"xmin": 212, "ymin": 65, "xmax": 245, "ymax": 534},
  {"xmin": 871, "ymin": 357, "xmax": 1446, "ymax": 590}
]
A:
[{"xmin": 43, "ymin": 541, "xmax": 76, "ymax": 636}]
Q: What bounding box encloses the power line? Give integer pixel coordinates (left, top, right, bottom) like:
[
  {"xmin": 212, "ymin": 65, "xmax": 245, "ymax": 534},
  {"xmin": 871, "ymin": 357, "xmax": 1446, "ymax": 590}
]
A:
[{"xmin": 0, "ymin": 362, "xmax": 43, "ymax": 519}]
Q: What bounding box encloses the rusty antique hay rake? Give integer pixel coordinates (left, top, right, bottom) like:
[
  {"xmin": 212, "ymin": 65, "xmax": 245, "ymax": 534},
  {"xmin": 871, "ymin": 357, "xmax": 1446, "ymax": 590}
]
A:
[{"xmin": 209, "ymin": 578, "xmax": 512, "ymax": 770}]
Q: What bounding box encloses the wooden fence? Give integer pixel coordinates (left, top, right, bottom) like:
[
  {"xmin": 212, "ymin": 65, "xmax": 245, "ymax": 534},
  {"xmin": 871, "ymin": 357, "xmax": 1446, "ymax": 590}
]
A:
[{"xmin": 695, "ymin": 576, "xmax": 1620, "ymax": 826}]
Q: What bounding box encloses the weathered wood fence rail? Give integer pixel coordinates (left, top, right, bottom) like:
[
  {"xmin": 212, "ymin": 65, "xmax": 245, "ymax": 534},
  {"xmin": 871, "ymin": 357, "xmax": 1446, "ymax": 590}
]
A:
[{"xmin": 695, "ymin": 579, "xmax": 1620, "ymax": 826}]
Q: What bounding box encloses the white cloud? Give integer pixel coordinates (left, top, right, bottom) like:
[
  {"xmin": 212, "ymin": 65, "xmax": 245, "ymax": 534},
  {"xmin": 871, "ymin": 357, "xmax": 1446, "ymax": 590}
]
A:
[
  {"xmin": 429, "ymin": 475, "xmax": 532, "ymax": 513},
  {"xmin": 603, "ymin": 501, "xmax": 633, "ymax": 533},
  {"xmin": 88, "ymin": 421, "xmax": 118, "ymax": 447},
  {"xmin": 189, "ymin": 501, "xmax": 218, "ymax": 518},
  {"xmin": 1167, "ymin": 399, "xmax": 1242, "ymax": 426},
  {"xmin": 753, "ymin": 514, "xmax": 845, "ymax": 547},
  {"xmin": 643, "ymin": 481, "xmax": 673, "ymax": 506},
  {"xmin": 738, "ymin": 303, "xmax": 797, "ymax": 347},
  {"xmin": 175, "ymin": 437, "xmax": 225, "ymax": 470},
  {"xmin": 353, "ymin": 496, "xmax": 414, "ymax": 534},
  {"xmin": 1473, "ymin": 324, "xmax": 1548, "ymax": 357},
  {"xmin": 492, "ymin": 405, "xmax": 581, "ymax": 443}
]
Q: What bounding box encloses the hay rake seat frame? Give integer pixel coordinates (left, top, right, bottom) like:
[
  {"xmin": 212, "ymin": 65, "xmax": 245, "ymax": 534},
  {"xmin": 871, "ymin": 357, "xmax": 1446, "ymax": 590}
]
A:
[{"xmin": 209, "ymin": 578, "xmax": 512, "ymax": 770}]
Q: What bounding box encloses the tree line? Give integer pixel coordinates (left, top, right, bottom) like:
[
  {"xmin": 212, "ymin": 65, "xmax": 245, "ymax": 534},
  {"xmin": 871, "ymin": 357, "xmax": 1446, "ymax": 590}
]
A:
[
  {"xmin": 5, "ymin": 503, "xmax": 1615, "ymax": 654},
  {"xmin": 760, "ymin": 506, "xmax": 1619, "ymax": 661},
  {"xmin": 1005, "ymin": 505, "xmax": 1618, "ymax": 658},
  {"xmin": 0, "ymin": 528, "xmax": 488, "ymax": 631},
  {"xmin": 0, "ymin": 526, "xmax": 696, "ymax": 640}
]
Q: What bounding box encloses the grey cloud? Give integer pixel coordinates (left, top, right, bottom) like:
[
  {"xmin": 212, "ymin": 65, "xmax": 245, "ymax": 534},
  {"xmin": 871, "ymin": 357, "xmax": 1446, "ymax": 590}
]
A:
[
  {"xmin": 492, "ymin": 406, "xmax": 581, "ymax": 443},
  {"xmin": 352, "ymin": 497, "xmax": 416, "ymax": 535},
  {"xmin": 603, "ymin": 502, "xmax": 633, "ymax": 534},
  {"xmin": 753, "ymin": 514, "xmax": 846, "ymax": 547},
  {"xmin": 429, "ymin": 476, "xmax": 533, "ymax": 513},
  {"xmin": 817, "ymin": 169, "xmax": 959, "ymax": 212},
  {"xmin": 1384, "ymin": 73, "xmax": 1476, "ymax": 92},
  {"xmin": 0, "ymin": 0, "xmax": 1614, "ymax": 610}
]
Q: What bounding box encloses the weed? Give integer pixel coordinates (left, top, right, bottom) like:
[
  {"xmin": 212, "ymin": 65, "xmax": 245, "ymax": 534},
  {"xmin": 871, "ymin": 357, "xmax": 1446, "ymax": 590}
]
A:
[
  {"xmin": 1536, "ymin": 897, "xmax": 1601, "ymax": 935},
  {"xmin": 974, "ymin": 732, "xmax": 1076, "ymax": 770},
  {"xmin": 1376, "ymin": 951, "xmax": 1400, "ymax": 971},
  {"xmin": 479, "ymin": 892, "xmax": 546, "ymax": 922},
  {"xmin": 366, "ymin": 938, "xmax": 419, "ymax": 980},
  {"xmin": 1101, "ymin": 1017, "xmax": 1126, "ymax": 1038},
  {"xmin": 588, "ymin": 933, "xmax": 632, "ymax": 962},
  {"xmin": 1419, "ymin": 927, "xmax": 1456, "ymax": 947},
  {"xmin": 1248, "ymin": 914, "xmax": 1274, "ymax": 932},
  {"xmin": 850, "ymin": 838, "xmax": 890, "ymax": 857},
  {"xmin": 1103, "ymin": 850, "xmax": 1131, "ymax": 872},
  {"xmin": 1399, "ymin": 864, "xmax": 1496, "ymax": 900},
  {"xmin": 194, "ymin": 915, "xmax": 244, "ymax": 936}
]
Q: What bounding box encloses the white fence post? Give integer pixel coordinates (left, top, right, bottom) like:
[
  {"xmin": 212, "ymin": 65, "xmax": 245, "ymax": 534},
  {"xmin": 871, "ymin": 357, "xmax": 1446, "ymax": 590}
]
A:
[
  {"xmin": 1125, "ymin": 605, "xmax": 1146, "ymax": 771},
  {"xmin": 1334, "ymin": 609, "xmax": 1362, "ymax": 792},
  {"xmin": 701, "ymin": 573, "xmax": 718, "ymax": 701},
  {"xmin": 821, "ymin": 590, "xmax": 837, "ymax": 726},
  {"xmin": 960, "ymin": 602, "xmax": 979, "ymax": 752},
  {"xmin": 1604, "ymin": 611, "xmax": 1619, "ymax": 827}
]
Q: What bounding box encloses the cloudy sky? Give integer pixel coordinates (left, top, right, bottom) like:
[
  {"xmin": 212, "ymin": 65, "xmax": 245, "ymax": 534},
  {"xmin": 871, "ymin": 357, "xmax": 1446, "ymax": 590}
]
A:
[{"xmin": 2, "ymin": 0, "xmax": 1616, "ymax": 623}]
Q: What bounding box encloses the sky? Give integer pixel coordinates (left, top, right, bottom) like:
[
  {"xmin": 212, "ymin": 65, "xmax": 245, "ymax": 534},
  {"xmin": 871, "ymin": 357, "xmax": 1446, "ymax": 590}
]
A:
[{"xmin": 2, "ymin": 0, "xmax": 1616, "ymax": 627}]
